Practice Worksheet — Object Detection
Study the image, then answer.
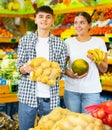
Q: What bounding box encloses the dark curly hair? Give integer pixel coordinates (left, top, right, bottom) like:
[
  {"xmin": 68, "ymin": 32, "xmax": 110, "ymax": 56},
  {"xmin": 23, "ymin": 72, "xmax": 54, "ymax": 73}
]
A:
[{"xmin": 36, "ymin": 6, "xmax": 54, "ymax": 16}]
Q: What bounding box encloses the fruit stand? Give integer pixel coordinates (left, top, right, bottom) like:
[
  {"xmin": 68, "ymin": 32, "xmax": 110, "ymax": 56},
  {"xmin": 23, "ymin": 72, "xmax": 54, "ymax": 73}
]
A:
[
  {"xmin": 0, "ymin": 0, "xmax": 112, "ymax": 99},
  {"xmin": 0, "ymin": 1, "xmax": 112, "ymax": 129}
]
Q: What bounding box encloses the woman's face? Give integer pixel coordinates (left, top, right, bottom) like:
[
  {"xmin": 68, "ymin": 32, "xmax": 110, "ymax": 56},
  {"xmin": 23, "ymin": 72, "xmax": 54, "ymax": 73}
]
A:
[{"xmin": 74, "ymin": 15, "xmax": 91, "ymax": 36}]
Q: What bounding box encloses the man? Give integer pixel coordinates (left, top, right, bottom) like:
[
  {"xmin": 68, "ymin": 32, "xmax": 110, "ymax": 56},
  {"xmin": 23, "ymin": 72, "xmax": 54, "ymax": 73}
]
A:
[{"xmin": 17, "ymin": 5, "xmax": 67, "ymax": 130}]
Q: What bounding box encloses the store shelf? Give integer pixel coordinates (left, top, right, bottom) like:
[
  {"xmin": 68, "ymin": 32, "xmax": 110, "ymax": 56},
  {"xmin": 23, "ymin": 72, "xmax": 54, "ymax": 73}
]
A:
[
  {"xmin": 0, "ymin": 54, "xmax": 17, "ymax": 59},
  {"xmin": 54, "ymin": 3, "xmax": 112, "ymax": 14},
  {"xmin": 102, "ymin": 80, "xmax": 112, "ymax": 92},
  {"xmin": 0, "ymin": 37, "xmax": 19, "ymax": 43},
  {"xmin": 0, "ymin": 3, "xmax": 112, "ymax": 16},
  {"xmin": 0, "ymin": 93, "xmax": 18, "ymax": 103},
  {"xmin": 102, "ymin": 80, "xmax": 112, "ymax": 86},
  {"xmin": 102, "ymin": 85, "xmax": 112, "ymax": 92},
  {"xmin": 0, "ymin": 13, "xmax": 34, "ymax": 18},
  {"xmin": 0, "ymin": 85, "xmax": 18, "ymax": 103}
]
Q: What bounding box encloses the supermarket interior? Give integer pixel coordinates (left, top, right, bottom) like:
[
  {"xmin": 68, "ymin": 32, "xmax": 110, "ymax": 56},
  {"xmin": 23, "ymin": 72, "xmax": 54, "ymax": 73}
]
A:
[{"xmin": 0, "ymin": 0, "xmax": 112, "ymax": 130}]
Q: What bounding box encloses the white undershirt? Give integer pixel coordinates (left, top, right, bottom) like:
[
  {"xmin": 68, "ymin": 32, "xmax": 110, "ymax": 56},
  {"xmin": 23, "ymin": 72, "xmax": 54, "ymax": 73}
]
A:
[{"xmin": 35, "ymin": 37, "xmax": 50, "ymax": 98}]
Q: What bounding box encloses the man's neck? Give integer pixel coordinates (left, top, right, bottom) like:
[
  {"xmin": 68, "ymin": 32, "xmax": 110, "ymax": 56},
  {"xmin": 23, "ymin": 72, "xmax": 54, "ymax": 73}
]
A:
[{"xmin": 37, "ymin": 30, "xmax": 50, "ymax": 38}]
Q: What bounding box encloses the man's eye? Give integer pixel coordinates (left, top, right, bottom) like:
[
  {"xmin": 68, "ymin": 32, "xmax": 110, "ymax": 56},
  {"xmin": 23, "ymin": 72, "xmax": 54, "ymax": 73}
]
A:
[
  {"xmin": 38, "ymin": 16, "xmax": 43, "ymax": 18},
  {"xmin": 46, "ymin": 16, "xmax": 51, "ymax": 19}
]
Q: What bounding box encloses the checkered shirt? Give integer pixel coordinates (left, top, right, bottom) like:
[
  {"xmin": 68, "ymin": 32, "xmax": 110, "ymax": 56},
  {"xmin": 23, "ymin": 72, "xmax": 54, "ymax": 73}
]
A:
[{"xmin": 17, "ymin": 32, "xmax": 67, "ymax": 109}]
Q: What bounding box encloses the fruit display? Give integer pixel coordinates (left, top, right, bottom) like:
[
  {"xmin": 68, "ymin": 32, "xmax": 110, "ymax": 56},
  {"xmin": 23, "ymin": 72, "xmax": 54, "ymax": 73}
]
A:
[
  {"xmin": 60, "ymin": 25, "xmax": 76, "ymax": 40},
  {"xmin": 0, "ymin": 0, "xmax": 35, "ymax": 15},
  {"xmin": 6, "ymin": 0, "xmax": 21, "ymax": 11},
  {"xmin": 100, "ymin": 72, "xmax": 112, "ymax": 81},
  {"xmin": 107, "ymin": 49, "xmax": 112, "ymax": 57},
  {"xmin": 87, "ymin": 48, "xmax": 105, "ymax": 65},
  {"xmin": 29, "ymin": 57, "xmax": 62, "ymax": 86},
  {"xmin": 51, "ymin": 3, "xmax": 112, "ymax": 38},
  {"xmin": 0, "ymin": 27, "xmax": 13, "ymax": 38},
  {"xmin": 71, "ymin": 59, "xmax": 89, "ymax": 76},
  {"xmin": 29, "ymin": 107, "xmax": 112, "ymax": 130},
  {"xmin": 0, "ymin": 47, "xmax": 17, "ymax": 59},
  {"xmin": 0, "ymin": 112, "xmax": 19, "ymax": 130},
  {"xmin": 85, "ymin": 100, "xmax": 112, "ymax": 127},
  {"xmin": 0, "ymin": 54, "xmax": 21, "ymax": 81}
]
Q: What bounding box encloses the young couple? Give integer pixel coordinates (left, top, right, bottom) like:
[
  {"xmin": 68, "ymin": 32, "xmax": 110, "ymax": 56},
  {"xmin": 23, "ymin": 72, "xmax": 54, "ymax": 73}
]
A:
[{"xmin": 17, "ymin": 5, "xmax": 108, "ymax": 130}]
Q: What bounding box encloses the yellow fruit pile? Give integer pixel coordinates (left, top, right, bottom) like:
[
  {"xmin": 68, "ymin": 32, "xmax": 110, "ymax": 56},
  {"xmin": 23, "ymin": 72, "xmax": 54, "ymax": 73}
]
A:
[
  {"xmin": 87, "ymin": 48, "xmax": 105, "ymax": 65},
  {"xmin": 29, "ymin": 57, "xmax": 62, "ymax": 86},
  {"xmin": 29, "ymin": 107, "xmax": 111, "ymax": 130},
  {"xmin": 6, "ymin": 1, "xmax": 20, "ymax": 11}
]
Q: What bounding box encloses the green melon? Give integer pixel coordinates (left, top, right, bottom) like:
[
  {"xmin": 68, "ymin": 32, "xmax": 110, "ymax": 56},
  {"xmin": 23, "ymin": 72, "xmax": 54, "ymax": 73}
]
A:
[{"xmin": 71, "ymin": 59, "xmax": 89, "ymax": 76}]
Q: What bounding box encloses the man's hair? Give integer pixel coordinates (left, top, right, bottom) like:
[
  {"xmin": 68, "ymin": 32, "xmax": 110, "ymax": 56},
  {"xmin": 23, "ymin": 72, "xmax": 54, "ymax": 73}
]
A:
[{"xmin": 36, "ymin": 6, "xmax": 54, "ymax": 16}]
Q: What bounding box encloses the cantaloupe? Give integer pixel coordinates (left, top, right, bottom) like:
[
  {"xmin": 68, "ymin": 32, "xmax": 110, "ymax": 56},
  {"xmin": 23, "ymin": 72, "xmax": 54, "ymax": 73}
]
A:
[{"xmin": 71, "ymin": 59, "xmax": 89, "ymax": 76}]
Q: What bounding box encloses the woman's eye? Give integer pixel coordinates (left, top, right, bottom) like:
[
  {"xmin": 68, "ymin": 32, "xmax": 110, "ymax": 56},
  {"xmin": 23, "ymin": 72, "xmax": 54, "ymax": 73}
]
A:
[
  {"xmin": 74, "ymin": 21, "xmax": 77, "ymax": 25},
  {"xmin": 80, "ymin": 21, "xmax": 85, "ymax": 24}
]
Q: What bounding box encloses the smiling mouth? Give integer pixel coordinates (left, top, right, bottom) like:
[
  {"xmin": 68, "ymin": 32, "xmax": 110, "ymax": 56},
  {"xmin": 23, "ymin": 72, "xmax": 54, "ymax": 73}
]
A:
[{"xmin": 76, "ymin": 29, "xmax": 82, "ymax": 32}]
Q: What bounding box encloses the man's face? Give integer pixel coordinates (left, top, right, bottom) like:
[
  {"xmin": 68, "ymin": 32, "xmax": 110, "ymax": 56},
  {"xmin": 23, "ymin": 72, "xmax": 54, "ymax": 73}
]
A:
[{"xmin": 35, "ymin": 12, "xmax": 54, "ymax": 30}]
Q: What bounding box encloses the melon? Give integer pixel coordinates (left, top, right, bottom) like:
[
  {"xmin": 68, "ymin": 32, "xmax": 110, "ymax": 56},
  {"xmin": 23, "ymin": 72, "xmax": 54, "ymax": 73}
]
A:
[{"xmin": 71, "ymin": 59, "xmax": 89, "ymax": 76}]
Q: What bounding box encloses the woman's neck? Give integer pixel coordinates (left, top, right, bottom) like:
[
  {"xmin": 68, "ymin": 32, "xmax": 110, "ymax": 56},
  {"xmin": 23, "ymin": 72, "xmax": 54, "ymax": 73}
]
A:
[{"xmin": 76, "ymin": 35, "xmax": 91, "ymax": 42}]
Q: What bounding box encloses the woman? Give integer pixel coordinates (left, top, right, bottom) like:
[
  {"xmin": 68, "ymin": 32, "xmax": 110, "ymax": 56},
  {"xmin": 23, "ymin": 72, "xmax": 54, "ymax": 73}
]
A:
[{"xmin": 64, "ymin": 11, "xmax": 108, "ymax": 113}]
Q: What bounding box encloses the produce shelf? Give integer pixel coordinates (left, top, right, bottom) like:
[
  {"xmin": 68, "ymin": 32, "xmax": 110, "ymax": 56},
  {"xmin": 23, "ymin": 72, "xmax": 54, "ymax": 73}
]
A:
[
  {"xmin": 102, "ymin": 80, "xmax": 112, "ymax": 86},
  {"xmin": 0, "ymin": 93, "xmax": 18, "ymax": 103},
  {"xmin": 0, "ymin": 37, "xmax": 19, "ymax": 43},
  {"xmin": 102, "ymin": 80, "xmax": 112, "ymax": 92},
  {"xmin": 102, "ymin": 85, "xmax": 112, "ymax": 92},
  {"xmin": 54, "ymin": 3, "xmax": 112, "ymax": 14},
  {"xmin": 0, "ymin": 13, "xmax": 35, "ymax": 18},
  {"xmin": 0, "ymin": 85, "xmax": 18, "ymax": 103},
  {"xmin": 0, "ymin": 54, "xmax": 17, "ymax": 59}
]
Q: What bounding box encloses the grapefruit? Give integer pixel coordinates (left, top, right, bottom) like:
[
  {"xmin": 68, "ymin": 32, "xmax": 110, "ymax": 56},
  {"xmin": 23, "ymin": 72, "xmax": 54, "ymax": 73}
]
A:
[{"xmin": 71, "ymin": 59, "xmax": 89, "ymax": 76}]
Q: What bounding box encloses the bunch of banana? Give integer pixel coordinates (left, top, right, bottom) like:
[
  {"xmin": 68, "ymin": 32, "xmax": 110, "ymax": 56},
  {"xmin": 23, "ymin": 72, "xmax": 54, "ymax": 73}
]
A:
[{"xmin": 87, "ymin": 48, "xmax": 105, "ymax": 65}]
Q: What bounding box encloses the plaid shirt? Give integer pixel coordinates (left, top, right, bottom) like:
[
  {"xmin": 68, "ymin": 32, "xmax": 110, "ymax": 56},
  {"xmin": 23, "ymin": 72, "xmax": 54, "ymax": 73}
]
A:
[{"xmin": 17, "ymin": 32, "xmax": 67, "ymax": 109}]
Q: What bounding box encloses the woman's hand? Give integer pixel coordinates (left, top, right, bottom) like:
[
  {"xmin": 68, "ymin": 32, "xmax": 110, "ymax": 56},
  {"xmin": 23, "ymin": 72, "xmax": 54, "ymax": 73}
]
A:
[
  {"xmin": 87, "ymin": 53, "xmax": 94, "ymax": 61},
  {"xmin": 65, "ymin": 68, "xmax": 88, "ymax": 79},
  {"xmin": 72, "ymin": 72, "xmax": 88, "ymax": 79},
  {"xmin": 87, "ymin": 52, "xmax": 108, "ymax": 73}
]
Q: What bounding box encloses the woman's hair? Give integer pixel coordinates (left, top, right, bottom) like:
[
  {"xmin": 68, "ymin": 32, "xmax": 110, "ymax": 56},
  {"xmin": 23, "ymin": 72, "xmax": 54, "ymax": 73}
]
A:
[
  {"xmin": 36, "ymin": 6, "xmax": 54, "ymax": 16},
  {"xmin": 75, "ymin": 12, "xmax": 92, "ymax": 24}
]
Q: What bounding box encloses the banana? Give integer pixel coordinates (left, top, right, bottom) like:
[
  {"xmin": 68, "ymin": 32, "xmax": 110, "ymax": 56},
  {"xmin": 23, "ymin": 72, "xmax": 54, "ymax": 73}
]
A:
[
  {"xmin": 87, "ymin": 49, "xmax": 99, "ymax": 63},
  {"xmin": 94, "ymin": 48, "xmax": 101, "ymax": 64},
  {"xmin": 87, "ymin": 49, "xmax": 105, "ymax": 64},
  {"xmin": 94, "ymin": 49, "xmax": 105, "ymax": 64}
]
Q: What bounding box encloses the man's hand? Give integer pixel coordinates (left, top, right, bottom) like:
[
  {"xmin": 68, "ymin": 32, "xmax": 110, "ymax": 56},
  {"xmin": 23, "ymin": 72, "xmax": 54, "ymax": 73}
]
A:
[{"xmin": 20, "ymin": 63, "xmax": 33, "ymax": 74}]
